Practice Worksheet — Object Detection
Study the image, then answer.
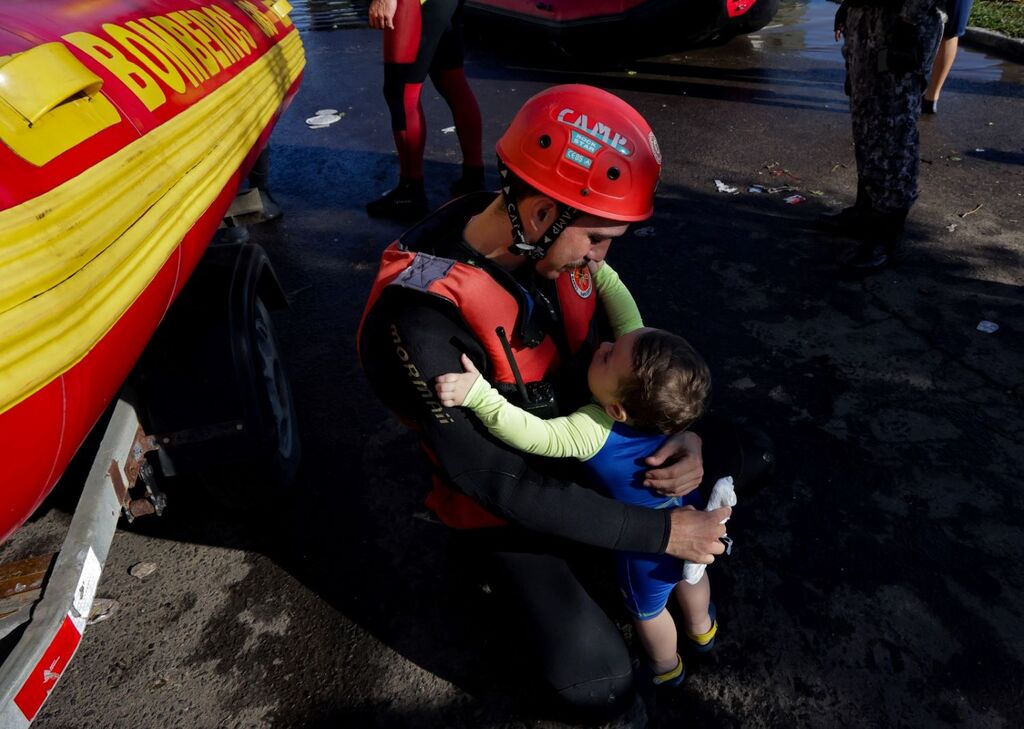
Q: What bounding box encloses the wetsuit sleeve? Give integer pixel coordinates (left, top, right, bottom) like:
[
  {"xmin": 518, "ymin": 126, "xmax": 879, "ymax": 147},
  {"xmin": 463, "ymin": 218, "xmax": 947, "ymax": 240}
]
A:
[
  {"xmin": 462, "ymin": 379, "xmax": 612, "ymax": 460},
  {"xmin": 593, "ymin": 263, "xmax": 643, "ymax": 337},
  {"xmin": 360, "ymin": 292, "xmax": 669, "ymax": 554}
]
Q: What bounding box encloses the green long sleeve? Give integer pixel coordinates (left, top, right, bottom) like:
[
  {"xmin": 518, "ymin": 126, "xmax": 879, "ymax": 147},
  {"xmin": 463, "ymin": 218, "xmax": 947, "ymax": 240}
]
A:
[
  {"xmin": 592, "ymin": 263, "xmax": 643, "ymax": 337},
  {"xmin": 462, "ymin": 377, "xmax": 614, "ymax": 461}
]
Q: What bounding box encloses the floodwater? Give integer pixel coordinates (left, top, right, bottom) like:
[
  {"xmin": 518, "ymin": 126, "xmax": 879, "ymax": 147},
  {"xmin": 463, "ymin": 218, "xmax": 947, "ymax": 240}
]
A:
[
  {"xmin": 289, "ymin": 0, "xmax": 1023, "ymax": 84},
  {"xmin": 751, "ymin": 0, "xmax": 1024, "ymax": 83}
]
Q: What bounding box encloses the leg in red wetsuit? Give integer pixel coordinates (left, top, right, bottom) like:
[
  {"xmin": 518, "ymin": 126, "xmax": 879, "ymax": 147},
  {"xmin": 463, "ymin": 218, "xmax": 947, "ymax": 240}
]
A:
[{"xmin": 367, "ymin": 0, "xmax": 484, "ymax": 220}]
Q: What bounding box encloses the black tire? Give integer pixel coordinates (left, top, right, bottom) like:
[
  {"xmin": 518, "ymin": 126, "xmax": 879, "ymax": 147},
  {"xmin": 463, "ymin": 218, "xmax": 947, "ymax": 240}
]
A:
[
  {"xmin": 136, "ymin": 244, "xmax": 300, "ymax": 516},
  {"xmin": 197, "ymin": 295, "xmax": 301, "ymax": 515}
]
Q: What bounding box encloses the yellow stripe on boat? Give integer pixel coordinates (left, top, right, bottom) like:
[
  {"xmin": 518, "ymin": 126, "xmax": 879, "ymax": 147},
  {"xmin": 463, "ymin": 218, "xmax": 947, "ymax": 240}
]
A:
[{"xmin": 0, "ymin": 30, "xmax": 304, "ymax": 414}]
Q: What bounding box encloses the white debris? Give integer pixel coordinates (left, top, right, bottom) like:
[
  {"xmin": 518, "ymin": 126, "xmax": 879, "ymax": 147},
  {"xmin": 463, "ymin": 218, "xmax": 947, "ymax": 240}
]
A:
[
  {"xmin": 976, "ymin": 320, "xmax": 999, "ymax": 334},
  {"xmin": 306, "ymin": 113, "xmax": 342, "ymax": 127},
  {"xmin": 946, "ymin": 223, "xmax": 957, "ymax": 232},
  {"xmin": 129, "ymin": 561, "xmax": 158, "ymax": 579},
  {"xmin": 441, "ymin": 126, "xmax": 456, "ymax": 134},
  {"xmin": 715, "ymin": 179, "xmax": 739, "ymax": 194},
  {"xmin": 87, "ymin": 598, "xmax": 119, "ymax": 625}
]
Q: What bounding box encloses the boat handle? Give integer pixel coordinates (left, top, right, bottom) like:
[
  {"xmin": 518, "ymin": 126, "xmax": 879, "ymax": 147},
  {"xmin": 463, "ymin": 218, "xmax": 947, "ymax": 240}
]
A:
[
  {"xmin": 0, "ymin": 42, "xmax": 103, "ymax": 127},
  {"xmin": 271, "ymin": 0, "xmax": 294, "ymax": 19}
]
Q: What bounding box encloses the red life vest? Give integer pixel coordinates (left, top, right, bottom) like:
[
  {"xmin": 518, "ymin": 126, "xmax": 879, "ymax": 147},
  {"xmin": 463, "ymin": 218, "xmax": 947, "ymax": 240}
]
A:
[{"xmin": 360, "ymin": 241, "xmax": 598, "ymax": 528}]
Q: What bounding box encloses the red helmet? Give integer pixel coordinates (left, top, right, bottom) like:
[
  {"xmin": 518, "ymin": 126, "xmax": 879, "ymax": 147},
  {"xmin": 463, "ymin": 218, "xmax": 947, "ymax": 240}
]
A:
[{"xmin": 496, "ymin": 84, "xmax": 662, "ymax": 222}]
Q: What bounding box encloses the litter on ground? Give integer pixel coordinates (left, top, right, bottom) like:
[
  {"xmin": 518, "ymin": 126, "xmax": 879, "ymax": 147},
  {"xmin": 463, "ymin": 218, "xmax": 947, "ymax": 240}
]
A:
[
  {"xmin": 441, "ymin": 126, "xmax": 456, "ymax": 134},
  {"xmin": 783, "ymin": 194, "xmax": 806, "ymax": 205},
  {"xmin": 976, "ymin": 320, "xmax": 999, "ymax": 334},
  {"xmin": 306, "ymin": 113, "xmax": 342, "ymax": 128},
  {"xmin": 87, "ymin": 598, "xmax": 119, "ymax": 625},
  {"xmin": 130, "ymin": 561, "xmax": 158, "ymax": 579},
  {"xmin": 715, "ymin": 179, "xmax": 739, "ymax": 194},
  {"xmin": 764, "ymin": 162, "xmax": 802, "ymax": 181}
]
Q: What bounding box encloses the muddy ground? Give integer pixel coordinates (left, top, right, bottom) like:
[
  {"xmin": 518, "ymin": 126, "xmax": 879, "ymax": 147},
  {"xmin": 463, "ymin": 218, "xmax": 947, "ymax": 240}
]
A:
[{"xmin": 7, "ymin": 1, "xmax": 1024, "ymax": 727}]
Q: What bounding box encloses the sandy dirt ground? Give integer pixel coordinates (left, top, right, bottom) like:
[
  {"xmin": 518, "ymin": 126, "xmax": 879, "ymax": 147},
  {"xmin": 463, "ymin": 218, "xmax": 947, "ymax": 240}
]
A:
[{"xmin": 5, "ymin": 1, "xmax": 1023, "ymax": 727}]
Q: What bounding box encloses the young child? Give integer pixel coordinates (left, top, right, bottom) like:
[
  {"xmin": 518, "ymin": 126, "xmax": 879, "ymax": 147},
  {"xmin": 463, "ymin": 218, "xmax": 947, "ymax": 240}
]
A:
[{"xmin": 435, "ymin": 261, "xmax": 718, "ymax": 687}]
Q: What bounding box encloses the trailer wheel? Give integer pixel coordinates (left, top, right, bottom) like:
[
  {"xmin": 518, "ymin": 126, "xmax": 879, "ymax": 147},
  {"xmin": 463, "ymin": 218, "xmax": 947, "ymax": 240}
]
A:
[
  {"xmin": 199, "ymin": 295, "xmax": 301, "ymax": 514},
  {"xmin": 247, "ymin": 296, "xmax": 300, "ymax": 484},
  {"xmin": 136, "ymin": 242, "xmax": 300, "ymax": 517}
]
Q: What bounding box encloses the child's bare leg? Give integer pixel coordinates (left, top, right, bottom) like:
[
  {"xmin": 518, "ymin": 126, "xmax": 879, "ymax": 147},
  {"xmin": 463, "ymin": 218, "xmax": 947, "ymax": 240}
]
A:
[
  {"xmin": 634, "ymin": 610, "xmax": 679, "ymax": 674},
  {"xmin": 674, "ymin": 573, "xmax": 712, "ymax": 635}
]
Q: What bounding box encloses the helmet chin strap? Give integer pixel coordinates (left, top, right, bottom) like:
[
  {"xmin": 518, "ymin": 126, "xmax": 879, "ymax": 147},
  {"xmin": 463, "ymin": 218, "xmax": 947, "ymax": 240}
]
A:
[{"xmin": 498, "ymin": 156, "xmax": 579, "ymax": 261}]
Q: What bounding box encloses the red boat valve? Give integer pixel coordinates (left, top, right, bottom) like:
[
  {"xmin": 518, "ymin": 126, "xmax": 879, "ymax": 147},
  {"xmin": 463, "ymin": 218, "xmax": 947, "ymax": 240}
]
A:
[{"xmin": 727, "ymin": 0, "xmax": 757, "ymax": 18}]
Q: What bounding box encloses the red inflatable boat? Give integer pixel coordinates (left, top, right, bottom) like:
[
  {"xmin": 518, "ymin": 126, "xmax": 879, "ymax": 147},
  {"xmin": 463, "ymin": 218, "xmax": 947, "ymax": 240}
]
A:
[
  {"xmin": 0, "ymin": 1, "xmax": 303, "ymax": 723},
  {"xmin": 465, "ymin": 0, "xmax": 780, "ymax": 47}
]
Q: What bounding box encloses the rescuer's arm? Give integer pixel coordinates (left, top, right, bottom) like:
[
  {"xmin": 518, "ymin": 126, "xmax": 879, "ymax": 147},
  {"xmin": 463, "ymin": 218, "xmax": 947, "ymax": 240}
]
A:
[
  {"xmin": 590, "ymin": 262, "xmax": 644, "ymax": 338},
  {"xmin": 436, "ymin": 359, "xmax": 612, "ymax": 460},
  {"xmin": 360, "ymin": 293, "xmax": 668, "ymax": 553}
]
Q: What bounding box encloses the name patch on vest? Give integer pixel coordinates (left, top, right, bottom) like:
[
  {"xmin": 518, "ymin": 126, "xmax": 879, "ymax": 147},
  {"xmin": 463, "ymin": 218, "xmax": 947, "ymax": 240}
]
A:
[{"xmin": 569, "ymin": 265, "xmax": 593, "ymax": 299}]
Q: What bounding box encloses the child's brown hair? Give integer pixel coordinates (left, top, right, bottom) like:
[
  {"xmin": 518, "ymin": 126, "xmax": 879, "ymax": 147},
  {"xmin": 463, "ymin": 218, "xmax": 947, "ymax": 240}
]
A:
[{"xmin": 617, "ymin": 330, "xmax": 711, "ymax": 434}]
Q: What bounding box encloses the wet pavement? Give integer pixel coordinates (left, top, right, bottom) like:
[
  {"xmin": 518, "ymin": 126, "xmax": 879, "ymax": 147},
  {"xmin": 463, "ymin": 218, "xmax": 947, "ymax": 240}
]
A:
[{"xmin": 8, "ymin": 1, "xmax": 1024, "ymax": 727}]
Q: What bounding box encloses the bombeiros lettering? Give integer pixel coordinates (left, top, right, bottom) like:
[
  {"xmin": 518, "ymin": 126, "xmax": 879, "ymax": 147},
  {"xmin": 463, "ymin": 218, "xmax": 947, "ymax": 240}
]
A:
[{"xmin": 59, "ymin": 2, "xmax": 286, "ymax": 114}]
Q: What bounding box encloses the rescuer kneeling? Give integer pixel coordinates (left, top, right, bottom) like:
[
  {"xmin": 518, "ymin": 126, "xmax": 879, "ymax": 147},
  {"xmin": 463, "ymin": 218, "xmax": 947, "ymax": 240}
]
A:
[{"xmin": 358, "ymin": 85, "xmax": 772, "ymax": 722}]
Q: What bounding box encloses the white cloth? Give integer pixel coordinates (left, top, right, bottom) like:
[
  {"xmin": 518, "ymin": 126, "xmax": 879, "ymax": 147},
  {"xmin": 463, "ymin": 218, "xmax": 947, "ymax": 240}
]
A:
[{"xmin": 682, "ymin": 476, "xmax": 737, "ymax": 585}]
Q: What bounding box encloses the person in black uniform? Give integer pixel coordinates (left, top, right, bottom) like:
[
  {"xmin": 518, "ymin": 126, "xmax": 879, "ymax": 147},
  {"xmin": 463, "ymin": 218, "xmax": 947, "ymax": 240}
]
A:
[{"xmin": 359, "ymin": 85, "xmax": 767, "ymax": 722}]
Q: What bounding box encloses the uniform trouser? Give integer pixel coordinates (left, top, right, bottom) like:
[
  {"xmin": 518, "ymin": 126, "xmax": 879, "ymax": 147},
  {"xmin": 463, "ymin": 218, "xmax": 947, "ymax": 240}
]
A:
[
  {"xmin": 842, "ymin": 7, "xmax": 943, "ymax": 214},
  {"xmin": 451, "ymin": 416, "xmax": 764, "ymax": 722}
]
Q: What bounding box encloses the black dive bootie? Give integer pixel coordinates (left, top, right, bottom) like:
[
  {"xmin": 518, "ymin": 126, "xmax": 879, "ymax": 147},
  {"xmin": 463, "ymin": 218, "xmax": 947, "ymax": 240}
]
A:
[{"xmin": 366, "ymin": 178, "xmax": 429, "ymax": 221}]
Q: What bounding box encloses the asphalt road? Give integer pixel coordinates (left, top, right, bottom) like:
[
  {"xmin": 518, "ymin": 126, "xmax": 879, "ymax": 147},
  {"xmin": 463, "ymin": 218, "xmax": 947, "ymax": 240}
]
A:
[{"xmin": 7, "ymin": 1, "xmax": 1024, "ymax": 727}]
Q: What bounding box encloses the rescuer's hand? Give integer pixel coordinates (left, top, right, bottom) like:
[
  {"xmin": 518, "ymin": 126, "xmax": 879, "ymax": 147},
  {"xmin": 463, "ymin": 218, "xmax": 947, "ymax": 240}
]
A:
[
  {"xmin": 665, "ymin": 505, "xmax": 731, "ymax": 563},
  {"xmin": 435, "ymin": 354, "xmax": 481, "ymax": 407},
  {"xmin": 368, "ymin": 0, "xmax": 398, "ymax": 30},
  {"xmin": 643, "ymin": 430, "xmax": 704, "ymax": 497}
]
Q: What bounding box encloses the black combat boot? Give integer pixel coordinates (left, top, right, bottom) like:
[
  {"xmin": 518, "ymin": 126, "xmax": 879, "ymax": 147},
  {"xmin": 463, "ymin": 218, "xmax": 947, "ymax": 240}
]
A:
[
  {"xmin": 366, "ymin": 178, "xmax": 429, "ymax": 221},
  {"xmin": 817, "ymin": 180, "xmax": 870, "ymax": 235},
  {"xmin": 837, "ymin": 207, "xmax": 909, "ymax": 274},
  {"xmin": 449, "ymin": 165, "xmax": 486, "ymax": 198}
]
